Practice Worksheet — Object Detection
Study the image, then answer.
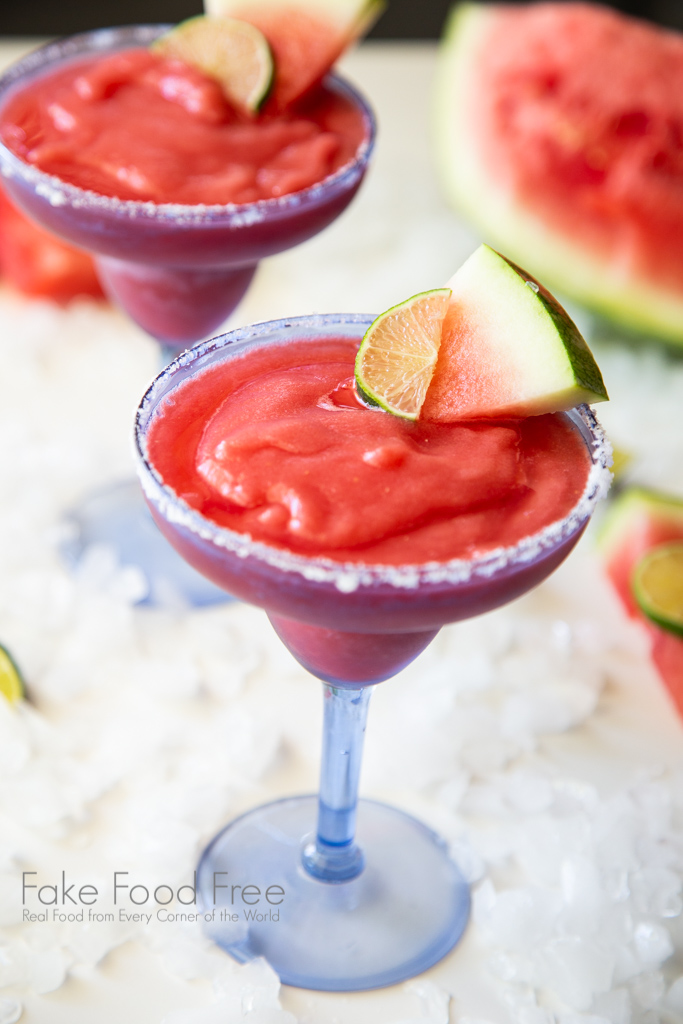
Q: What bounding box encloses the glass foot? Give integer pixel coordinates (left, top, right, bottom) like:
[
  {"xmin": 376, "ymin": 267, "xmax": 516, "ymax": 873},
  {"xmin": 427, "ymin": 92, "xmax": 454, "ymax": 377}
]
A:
[
  {"xmin": 61, "ymin": 480, "xmax": 230, "ymax": 607},
  {"xmin": 197, "ymin": 795, "xmax": 470, "ymax": 991}
]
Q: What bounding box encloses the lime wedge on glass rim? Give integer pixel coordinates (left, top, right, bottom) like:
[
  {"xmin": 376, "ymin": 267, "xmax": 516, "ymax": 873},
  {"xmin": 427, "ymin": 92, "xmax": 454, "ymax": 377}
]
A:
[
  {"xmin": 153, "ymin": 15, "xmax": 274, "ymax": 114},
  {"xmin": 0, "ymin": 643, "xmax": 24, "ymax": 704},
  {"xmin": 354, "ymin": 289, "xmax": 452, "ymax": 420},
  {"xmin": 633, "ymin": 542, "xmax": 683, "ymax": 637}
]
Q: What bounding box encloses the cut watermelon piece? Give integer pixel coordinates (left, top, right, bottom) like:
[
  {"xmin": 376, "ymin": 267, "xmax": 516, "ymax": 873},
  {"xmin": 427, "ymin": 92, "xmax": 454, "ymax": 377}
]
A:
[
  {"xmin": 648, "ymin": 625, "xmax": 683, "ymax": 718},
  {"xmin": 421, "ymin": 244, "xmax": 608, "ymax": 422},
  {"xmin": 435, "ymin": 2, "xmax": 683, "ymax": 347},
  {"xmin": 0, "ymin": 186, "xmax": 104, "ymax": 303},
  {"xmin": 598, "ymin": 487, "xmax": 683, "ymax": 617},
  {"xmin": 598, "ymin": 487, "xmax": 683, "ymax": 718},
  {"xmin": 205, "ymin": 0, "xmax": 384, "ymax": 109}
]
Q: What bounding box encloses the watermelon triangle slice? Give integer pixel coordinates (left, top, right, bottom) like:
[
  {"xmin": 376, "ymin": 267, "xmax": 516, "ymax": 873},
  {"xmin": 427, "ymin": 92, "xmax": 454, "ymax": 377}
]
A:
[
  {"xmin": 205, "ymin": 0, "xmax": 384, "ymax": 109},
  {"xmin": 421, "ymin": 244, "xmax": 608, "ymax": 422},
  {"xmin": 599, "ymin": 487, "xmax": 683, "ymax": 618},
  {"xmin": 599, "ymin": 487, "xmax": 683, "ymax": 718}
]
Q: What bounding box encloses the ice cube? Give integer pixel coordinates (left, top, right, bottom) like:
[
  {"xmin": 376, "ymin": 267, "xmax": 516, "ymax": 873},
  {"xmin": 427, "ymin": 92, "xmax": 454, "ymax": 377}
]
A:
[
  {"xmin": 533, "ymin": 938, "xmax": 614, "ymax": 1011},
  {"xmin": 630, "ymin": 971, "xmax": 665, "ymax": 1010},
  {"xmin": 666, "ymin": 975, "xmax": 683, "ymax": 1012},
  {"xmin": 0, "ymin": 998, "xmax": 22, "ymax": 1024},
  {"xmin": 28, "ymin": 949, "xmax": 69, "ymax": 994},
  {"xmin": 590, "ymin": 989, "xmax": 631, "ymax": 1024},
  {"xmin": 633, "ymin": 922, "xmax": 674, "ymax": 966},
  {"xmin": 404, "ymin": 979, "xmax": 451, "ymax": 1022}
]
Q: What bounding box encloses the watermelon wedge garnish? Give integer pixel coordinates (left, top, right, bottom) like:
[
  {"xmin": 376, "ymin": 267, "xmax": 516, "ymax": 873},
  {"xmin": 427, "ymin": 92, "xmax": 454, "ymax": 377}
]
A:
[
  {"xmin": 205, "ymin": 0, "xmax": 384, "ymax": 108},
  {"xmin": 599, "ymin": 487, "xmax": 683, "ymax": 618},
  {"xmin": 422, "ymin": 245, "xmax": 608, "ymax": 422},
  {"xmin": 599, "ymin": 487, "xmax": 683, "ymax": 717},
  {"xmin": 434, "ymin": 2, "xmax": 683, "ymax": 347},
  {"xmin": 0, "ymin": 185, "xmax": 104, "ymax": 304}
]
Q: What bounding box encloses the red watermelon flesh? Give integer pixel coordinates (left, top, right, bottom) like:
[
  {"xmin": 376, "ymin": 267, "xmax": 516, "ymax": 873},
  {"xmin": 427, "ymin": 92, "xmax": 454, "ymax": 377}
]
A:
[
  {"xmin": 648, "ymin": 626, "xmax": 683, "ymax": 718},
  {"xmin": 0, "ymin": 186, "xmax": 104, "ymax": 303},
  {"xmin": 599, "ymin": 487, "xmax": 683, "ymax": 716},
  {"xmin": 248, "ymin": 7, "xmax": 351, "ymax": 110},
  {"xmin": 476, "ymin": 3, "xmax": 683, "ymax": 297}
]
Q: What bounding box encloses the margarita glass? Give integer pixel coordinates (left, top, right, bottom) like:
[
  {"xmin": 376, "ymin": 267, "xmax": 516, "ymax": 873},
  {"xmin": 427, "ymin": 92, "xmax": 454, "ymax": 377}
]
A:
[
  {"xmin": 0, "ymin": 29, "xmax": 375, "ymax": 605},
  {"xmin": 0, "ymin": 26, "xmax": 375, "ymax": 350},
  {"xmin": 133, "ymin": 314, "xmax": 611, "ymax": 991}
]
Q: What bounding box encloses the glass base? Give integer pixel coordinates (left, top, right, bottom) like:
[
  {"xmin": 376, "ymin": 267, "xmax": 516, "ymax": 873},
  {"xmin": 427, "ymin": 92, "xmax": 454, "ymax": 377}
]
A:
[
  {"xmin": 61, "ymin": 480, "xmax": 230, "ymax": 608},
  {"xmin": 197, "ymin": 795, "xmax": 470, "ymax": 991}
]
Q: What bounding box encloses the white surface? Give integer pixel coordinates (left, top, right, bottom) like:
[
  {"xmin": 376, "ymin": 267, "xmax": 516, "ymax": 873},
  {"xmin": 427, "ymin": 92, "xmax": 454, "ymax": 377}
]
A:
[{"xmin": 0, "ymin": 39, "xmax": 682, "ymax": 1024}]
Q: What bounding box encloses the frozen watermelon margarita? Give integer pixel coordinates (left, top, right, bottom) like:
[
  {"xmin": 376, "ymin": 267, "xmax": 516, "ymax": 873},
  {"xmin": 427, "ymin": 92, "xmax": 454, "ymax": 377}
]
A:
[
  {"xmin": 0, "ymin": 24, "xmax": 374, "ymax": 347},
  {"xmin": 0, "ymin": 19, "xmax": 375, "ymax": 606},
  {"xmin": 133, "ymin": 309, "xmax": 611, "ymax": 990}
]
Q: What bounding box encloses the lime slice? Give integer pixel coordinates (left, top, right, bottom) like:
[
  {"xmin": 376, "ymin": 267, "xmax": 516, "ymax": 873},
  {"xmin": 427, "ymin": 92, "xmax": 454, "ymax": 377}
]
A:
[
  {"xmin": 0, "ymin": 644, "xmax": 24, "ymax": 704},
  {"xmin": 355, "ymin": 289, "xmax": 452, "ymax": 420},
  {"xmin": 153, "ymin": 15, "xmax": 273, "ymax": 114},
  {"xmin": 633, "ymin": 542, "xmax": 683, "ymax": 637}
]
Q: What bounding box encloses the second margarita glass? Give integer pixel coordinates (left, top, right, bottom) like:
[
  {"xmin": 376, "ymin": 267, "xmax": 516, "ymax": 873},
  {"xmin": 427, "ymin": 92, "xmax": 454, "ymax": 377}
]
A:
[
  {"xmin": 133, "ymin": 313, "xmax": 611, "ymax": 991},
  {"xmin": 0, "ymin": 27, "xmax": 375, "ymax": 604}
]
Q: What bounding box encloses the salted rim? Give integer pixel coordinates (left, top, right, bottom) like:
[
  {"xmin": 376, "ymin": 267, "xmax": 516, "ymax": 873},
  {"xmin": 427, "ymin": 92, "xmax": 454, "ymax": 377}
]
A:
[
  {"xmin": 0, "ymin": 25, "xmax": 376, "ymax": 227},
  {"xmin": 134, "ymin": 313, "xmax": 613, "ymax": 595}
]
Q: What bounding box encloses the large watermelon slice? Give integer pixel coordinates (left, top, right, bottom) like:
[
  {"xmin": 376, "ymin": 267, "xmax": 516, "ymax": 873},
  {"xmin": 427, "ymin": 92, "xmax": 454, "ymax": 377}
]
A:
[
  {"xmin": 599, "ymin": 487, "xmax": 683, "ymax": 716},
  {"xmin": 0, "ymin": 186, "xmax": 103, "ymax": 304},
  {"xmin": 435, "ymin": 3, "xmax": 683, "ymax": 347},
  {"xmin": 205, "ymin": 0, "xmax": 384, "ymax": 109}
]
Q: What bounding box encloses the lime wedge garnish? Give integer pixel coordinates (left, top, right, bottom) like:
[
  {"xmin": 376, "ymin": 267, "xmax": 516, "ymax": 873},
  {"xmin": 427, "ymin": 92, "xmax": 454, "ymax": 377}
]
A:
[
  {"xmin": 0, "ymin": 644, "xmax": 24, "ymax": 704},
  {"xmin": 153, "ymin": 15, "xmax": 274, "ymax": 114},
  {"xmin": 354, "ymin": 289, "xmax": 452, "ymax": 420},
  {"xmin": 633, "ymin": 542, "xmax": 683, "ymax": 637}
]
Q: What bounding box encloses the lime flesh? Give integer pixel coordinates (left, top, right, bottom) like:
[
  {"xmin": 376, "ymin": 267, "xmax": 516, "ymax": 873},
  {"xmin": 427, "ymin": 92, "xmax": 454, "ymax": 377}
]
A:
[
  {"xmin": 153, "ymin": 15, "xmax": 273, "ymax": 113},
  {"xmin": 355, "ymin": 289, "xmax": 452, "ymax": 420},
  {"xmin": 633, "ymin": 542, "xmax": 683, "ymax": 637}
]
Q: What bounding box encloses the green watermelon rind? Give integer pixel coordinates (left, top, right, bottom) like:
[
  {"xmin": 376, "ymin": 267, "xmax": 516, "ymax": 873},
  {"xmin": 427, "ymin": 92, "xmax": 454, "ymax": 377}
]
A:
[
  {"xmin": 499, "ymin": 253, "xmax": 608, "ymax": 403},
  {"xmin": 434, "ymin": 3, "xmax": 683, "ymax": 349}
]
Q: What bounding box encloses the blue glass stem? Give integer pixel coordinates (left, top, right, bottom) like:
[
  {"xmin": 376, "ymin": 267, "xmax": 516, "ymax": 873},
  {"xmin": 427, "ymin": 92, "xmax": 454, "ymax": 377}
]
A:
[{"xmin": 302, "ymin": 684, "xmax": 372, "ymax": 882}]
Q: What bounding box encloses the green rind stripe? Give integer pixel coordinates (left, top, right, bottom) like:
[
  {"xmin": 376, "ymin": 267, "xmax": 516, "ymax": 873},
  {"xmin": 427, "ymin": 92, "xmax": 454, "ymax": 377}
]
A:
[{"xmin": 501, "ymin": 253, "xmax": 609, "ymax": 402}]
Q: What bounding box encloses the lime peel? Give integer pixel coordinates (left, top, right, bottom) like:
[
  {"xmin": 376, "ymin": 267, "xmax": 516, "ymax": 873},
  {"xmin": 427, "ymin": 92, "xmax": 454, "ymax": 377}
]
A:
[
  {"xmin": 633, "ymin": 542, "xmax": 683, "ymax": 638},
  {"xmin": 153, "ymin": 15, "xmax": 273, "ymax": 114},
  {"xmin": 354, "ymin": 288, "xmax": 452, "ymax": 420},
  {"xmin": 0, "ymin": 643, "xmax": 24, "ymax": 704}
]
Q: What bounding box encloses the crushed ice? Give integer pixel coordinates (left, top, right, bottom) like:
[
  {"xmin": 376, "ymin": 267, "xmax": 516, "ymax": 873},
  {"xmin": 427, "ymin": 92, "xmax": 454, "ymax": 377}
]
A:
[{"xmin": 0, "ymin": 48, "xmax": 683, "ymax": 1018}]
